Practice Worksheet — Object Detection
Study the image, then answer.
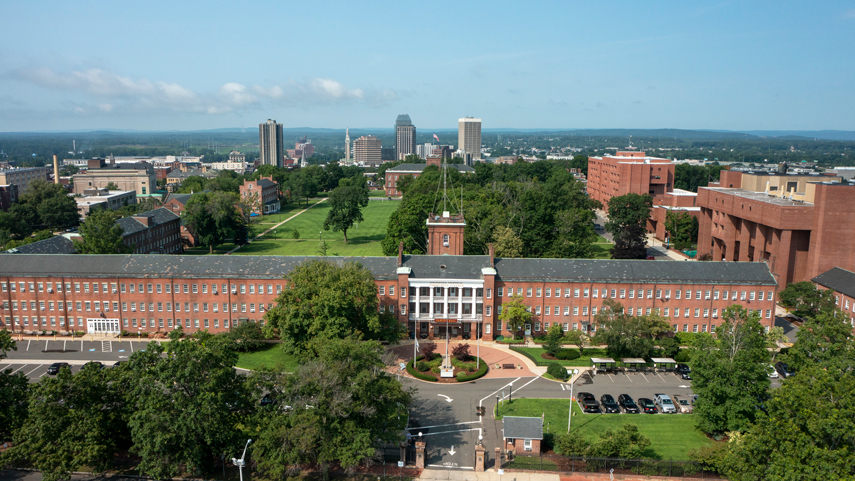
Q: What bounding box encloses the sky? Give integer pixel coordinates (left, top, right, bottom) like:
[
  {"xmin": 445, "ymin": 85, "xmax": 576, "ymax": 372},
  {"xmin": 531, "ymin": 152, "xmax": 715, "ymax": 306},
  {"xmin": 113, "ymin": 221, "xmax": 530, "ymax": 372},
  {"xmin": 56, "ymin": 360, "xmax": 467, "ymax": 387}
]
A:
[{"xmin": 1, "ymin": 1, "xmax": 854, "ymax": 132}]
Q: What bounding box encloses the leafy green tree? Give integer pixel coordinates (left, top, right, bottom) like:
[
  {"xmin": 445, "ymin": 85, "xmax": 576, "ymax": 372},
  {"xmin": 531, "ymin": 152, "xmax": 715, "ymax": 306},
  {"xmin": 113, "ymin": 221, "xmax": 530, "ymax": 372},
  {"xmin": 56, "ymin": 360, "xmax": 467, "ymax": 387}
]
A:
[
  {"xmin": 722, "ymin": 366, "xmax": 855, "ymax": 480},
  {"xmin": 543, "ymin": 322, "xmax": 565, "ymax": 356},
  {"xmin": 124, "ymin": 339, "xmax": 250, "ymax": 479},
  {"xmin": 4, "ymin": 366, "xmax": 126, "ymax": 481},
  {"xmin": 691, "ymin": 306, "xmax": 771, "ymax": 434},
  {"xmin": 664, "ymin": 210, "xmax": 699, "ymax": 250},
  {"xmin": 0, "ymin": 330, "xmax": 28, "ymax": 441},
  {"xmin": 498, "ymin": 295, "xmax": 533, "ymax": 335},
  {"xmin": 784, "ymin": 305, "xmax": 854, "ymax": 372},
  {"xmin": 493, "ymin": 225, "xmax": 524, "ymax": 258},
  {"xmin": 0, "ymin": 329, "xmax": 15, "ymax": 359},
  {"xmin": 253, "ymin": 339, "xmax": 412, "ymax": 481},
  {"xmin": 593, "ymin": 299, "xmax": 671, "ymax": 359},
  {"xmin": 13, "ymin": 179, "xmax": 79, "ymax": 231},
  {"xmin": 553, "ymin": 432, "xmax": 591, "ymax": 455},
  {"xmin": 563, "ymin": 328, "xmax": 590, "ymax": 354},
  {"xmin": 105, "ymin": 181, "xmax": 119, "ymax": 190},
  {"xmin": 289, "ymin": 169, "xmax": 319, "ymax": 207},
  {"xmin": 72, "ymin": 209, "xmax": 132, "ymax": 254},
  {"xmin": 548, "ymin": 208, "xmax": 597, "ymax": 258},
  {"xmin": 588, "ymin": 424, "xmax": 651, "ymax": 459},
  {"xmin": 777, "ymin": 281, "xmax": 836, "ymax": 319},
  {"xmin": 183, "ymin": 191, "xmax": 243, "ymax": 253},
  {"xmin": 263, "ymin": 260, "xmax": 402, "ymax": 359},
  {"xmin": 323, "ymin": 178, "xmax": 369, "ymax": 242},
  {"xmin": 606, "ymin": 193, "xmax": 652, "ymax": 259},
  {"xmin": 323, "ymin": 160, "xmax": 344, "ymax": 191},
  {"xmin": 228, "ymin": 319, "xmax": 266, "ymax": 352}
]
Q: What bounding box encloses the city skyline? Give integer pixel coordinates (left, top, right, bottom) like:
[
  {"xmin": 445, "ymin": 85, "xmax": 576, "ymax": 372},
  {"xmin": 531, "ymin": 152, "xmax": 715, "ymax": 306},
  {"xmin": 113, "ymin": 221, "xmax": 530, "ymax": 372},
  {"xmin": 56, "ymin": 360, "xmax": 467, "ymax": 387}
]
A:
[{"xmin": 1, "ymin": 2, "xmax": 854, "ymax": 132}]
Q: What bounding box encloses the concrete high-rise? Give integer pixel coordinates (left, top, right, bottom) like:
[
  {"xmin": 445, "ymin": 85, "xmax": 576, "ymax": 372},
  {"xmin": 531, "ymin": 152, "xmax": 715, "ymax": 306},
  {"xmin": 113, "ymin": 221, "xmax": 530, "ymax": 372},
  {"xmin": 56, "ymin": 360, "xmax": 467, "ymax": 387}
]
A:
[
  {"xmin": 458, "ymin": 117, "xmax": 482, "ymax": 161},
  {"xmin": 258, "ymin": 119, "xmax": 284, "ymax": 167},
  {"xmin": 395, "ymin": 114, "xmax": 416, "ymax": 160},
  {"xmin": 353, "ymin": 135, "xmax": 382, "ymax": 165}
]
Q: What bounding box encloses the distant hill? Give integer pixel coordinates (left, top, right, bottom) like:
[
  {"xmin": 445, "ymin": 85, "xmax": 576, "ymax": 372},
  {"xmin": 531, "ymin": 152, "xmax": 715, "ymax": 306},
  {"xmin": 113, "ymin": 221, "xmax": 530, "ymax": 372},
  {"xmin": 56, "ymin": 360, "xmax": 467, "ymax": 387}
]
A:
[{"xmin": 738, "ymin": 130, "xmax": 855, "ymax": 141}]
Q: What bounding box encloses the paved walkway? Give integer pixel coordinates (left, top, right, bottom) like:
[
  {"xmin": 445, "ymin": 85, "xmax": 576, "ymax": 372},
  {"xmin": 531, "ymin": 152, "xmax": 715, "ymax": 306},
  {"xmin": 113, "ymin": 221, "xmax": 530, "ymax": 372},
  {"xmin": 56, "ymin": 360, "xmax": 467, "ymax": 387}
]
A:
[
  {"xmin": 224, "ymin": 198, "xmax": 327, "ymax": 254},
  {"xmin": 388, "ymin": 340, "xmax": 539, "ymax": 379}
]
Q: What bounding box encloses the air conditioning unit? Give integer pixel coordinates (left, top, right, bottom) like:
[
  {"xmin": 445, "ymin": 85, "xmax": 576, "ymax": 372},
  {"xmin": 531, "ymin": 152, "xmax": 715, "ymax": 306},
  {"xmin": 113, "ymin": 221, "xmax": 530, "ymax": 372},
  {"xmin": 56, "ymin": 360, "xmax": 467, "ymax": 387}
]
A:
[
  {"xmin": 47, "ymin": 288, "xmax": 53, "ymax": 293},
  {"xmin": 214, "ymin": 291, "xmax": 219, "ymax": 295},
  {"xmin": 112, "ymin": 289, "xmax": 117, "ymax": 294},
  {"xmin": 565, "ymin": 294, "xmax": 570, "ymax": 298},
  {"xmin": 664, "ymin": 295, "xmax": 670, "ymax": 299},
  {"xmin": 713, "ymin": 314, "xmax": 718, "ymax": 319}
]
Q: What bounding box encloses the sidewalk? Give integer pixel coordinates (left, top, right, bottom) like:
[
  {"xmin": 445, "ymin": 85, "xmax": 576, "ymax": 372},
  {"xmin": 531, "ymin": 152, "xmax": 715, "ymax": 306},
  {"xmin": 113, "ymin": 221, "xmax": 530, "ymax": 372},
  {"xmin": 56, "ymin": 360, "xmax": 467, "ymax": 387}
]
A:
[{"xmin": 419, "ymin": 469, "xmax": 560, "ymax": 481}]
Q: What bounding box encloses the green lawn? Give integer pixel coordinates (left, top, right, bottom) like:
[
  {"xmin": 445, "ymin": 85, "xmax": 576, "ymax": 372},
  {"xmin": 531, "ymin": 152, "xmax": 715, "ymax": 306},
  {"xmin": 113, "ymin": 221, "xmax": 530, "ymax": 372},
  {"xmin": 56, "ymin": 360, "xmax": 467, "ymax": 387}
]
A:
[
  {"xmin": 249, "ymin": 204, "xmax": 310, "ymax": 237},
  {"xmin": 515, "ymin": 347, "xmax": 611, "ymax": 366},
  {"xmin": 591, "ymin": 243, "xmax": 612, "ymax": 259},
  {"xmin": 233, "ymin": 200, "xmax": 400, "ymax": 257},
  {"xmin": 496, "ymin": 399, "xmax": 712, "ymax": 460},
  {"xmin": 235, "ymin": 343, "xmax": 300, "ymax": 372}
]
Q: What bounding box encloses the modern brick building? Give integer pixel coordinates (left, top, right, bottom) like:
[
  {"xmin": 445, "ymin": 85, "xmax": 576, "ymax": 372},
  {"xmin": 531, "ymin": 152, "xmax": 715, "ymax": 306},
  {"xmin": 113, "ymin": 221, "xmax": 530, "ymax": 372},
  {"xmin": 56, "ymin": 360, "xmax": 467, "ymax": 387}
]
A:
[
  {"xmin": 239, "ymin": 177, "xmax": 280, "ymax": 215},
  {"xmin": 812, "ymin": 267, "xmax": 855, "ymax": 328},
  {"xmin": 697, "ymin": 167, "xmax": 854, "ymax": 290},
  {"xmin": 384, "ymin": 158, "xmax": 475, "ymax": 197}
]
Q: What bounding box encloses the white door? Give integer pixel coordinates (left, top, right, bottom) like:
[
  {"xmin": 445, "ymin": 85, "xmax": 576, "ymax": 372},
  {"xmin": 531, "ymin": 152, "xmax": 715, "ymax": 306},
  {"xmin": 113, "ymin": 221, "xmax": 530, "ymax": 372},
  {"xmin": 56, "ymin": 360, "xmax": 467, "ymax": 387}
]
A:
[
  {"xmin": 524, "ymin": 323, "xmax": 531, "ymax": 336},
  {"xmin": 87, "ymin": 318, "xmax": 121, "ymax": 334}
]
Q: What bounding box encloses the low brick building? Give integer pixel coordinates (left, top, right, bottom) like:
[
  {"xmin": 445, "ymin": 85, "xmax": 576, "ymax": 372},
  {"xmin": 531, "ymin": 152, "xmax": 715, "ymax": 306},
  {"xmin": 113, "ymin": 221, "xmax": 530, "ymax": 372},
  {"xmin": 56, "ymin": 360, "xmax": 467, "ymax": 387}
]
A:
[
  {"xmin": 239, "ymin": 177, "xmax": 280, "ymax": 215},
  {"xmin": 503, "ymin": 416, "xmax": 543, "ymax": 454},
  {"xmin": 385, "ymin": 158, "xmax": 475, "ymax": 197},
  {"xmin": 811, "ymin": 267, "xmax": 855, "ymax": 328},
  {"xmin": 116, "ymin": 208, "xmax": 182, "ymax": 254}
]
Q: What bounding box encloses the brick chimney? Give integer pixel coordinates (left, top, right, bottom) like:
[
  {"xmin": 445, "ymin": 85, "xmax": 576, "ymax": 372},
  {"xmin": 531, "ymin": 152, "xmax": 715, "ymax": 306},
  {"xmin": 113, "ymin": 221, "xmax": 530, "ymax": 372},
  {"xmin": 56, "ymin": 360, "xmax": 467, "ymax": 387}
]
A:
[
  {"xmin": 397, "ymin": 241, "xmax": 404, "ymax": 266},
  {"xmin": 132, "ymin": 214, "xmax": 153, "ymax": 227},
  {"xmin": 489, "ymin": 243, "xmax": 495, "ymax": 267}
]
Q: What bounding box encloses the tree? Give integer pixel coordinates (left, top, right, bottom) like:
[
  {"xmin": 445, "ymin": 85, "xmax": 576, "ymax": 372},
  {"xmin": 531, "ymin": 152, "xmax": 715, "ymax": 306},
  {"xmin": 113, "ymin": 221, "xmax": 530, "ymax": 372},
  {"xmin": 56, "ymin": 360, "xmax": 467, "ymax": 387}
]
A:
[
  {"xmin": 606, "ymin": 193, "xmax": 652, "ymax": 259},
  {"xmin": 691, "ymin": 306, "xmax": 771, "ymax": 434},
  {"xmin": 493, "ymin": 225, "xmax": 524, "ymax": 258},
  {"xmin": 452, "ymin": 343, "xmax": 471, "ymax": 361},
  {"xmin": 722, "ymin": 366, "xmax": 855, "ymax": 480},
  {"xmin": 664, "ymin": 211, "xmax": 699, "ymax": 250},
  {"xmin": 228, "ymin": 319, "xmax": 266, "ymax": 352},
  {"xmin": 14, "ymin": 179, "xmax": 79, "ymax": 231},
  {"xmin": 323, "ymin": 178, "xmax": 369, "ymax": 243},
  {"xmin": 124, "ymin": 339, "xmax": 250, "ymax": 479},
  {"xmin": 253, "ymin": 339, "xmax": 413, "ymax": 481},
  {"xmin": 420, "ymin": 341, "xmax": 437, "ymax": 359},
  {"xmin": 784, "ymin": 305, "xmax": 854, "ymax": 372},
  {"xmin": 593, "ymin": 300, "xmax": 672, "ymax": 359},
  {"xmin": 0, "ymin": 329, "xmax": 15, "ymax": 359},
  {"xmin": 105, "ymin": 181, "xmax": 119, "ymax": 190},
  {"xmin": 543, "ymin": 323, "xmax": 565, "ymax": 356},
  {"xmin": 289, "ymin": 170, "xmax": 319, "ymax": 207},
  {"xmin": 498, "ymin": 295, "xmax": 533, "ymax": 335},
  {"xmin": 0, "ymin": 330, "xmax": 28, "ymax": 441},
  {"xmin": 588, "ymin": 424, "xmax": 651, "ymax": 459},
  {"xmin": 3, "ymin": 366, "xmax": 126, "ymax": 481},
  {"xmin": 563, "ymin": 329, "xmax": 590, "ymax": 354},
  {"xmin": 72, "ymin": 209, "xmax": 132, "ymax": 254},
  {"xmin": 777, "ymin": 281, "xmax": 836, "ymax": 319},
  {"xmin": 323, "ymin": 160, "xmax": 344, "ymax": 191},
  {"xmin": 263, "ymin": 260, "xmax": 402, "ymax": 359},
  {"xmin": 183, "ymin": 191, "xmax": 243, "ymax": 253}
]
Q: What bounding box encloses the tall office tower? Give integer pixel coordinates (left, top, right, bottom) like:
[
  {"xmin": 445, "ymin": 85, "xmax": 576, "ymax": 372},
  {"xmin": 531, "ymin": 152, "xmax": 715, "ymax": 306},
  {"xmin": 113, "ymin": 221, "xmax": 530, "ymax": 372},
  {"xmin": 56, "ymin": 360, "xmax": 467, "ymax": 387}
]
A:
[
  {"xmin": 353, "ymin": 135, "xmax": 382, "ymax": 165},
  {"xmin": 345, "ymin": 128, "xmax": 351, "ymax": 162},
  {"xmin": 259, "ymin": 119, "xmax": 284, "ymax": 167},
  {"xmin": 458, "ymin": 117, "xmax": 482, "ymax": 162},
  {"xmin": 395, "ymin": 114, "xmax": 416, "ymax": 160}
]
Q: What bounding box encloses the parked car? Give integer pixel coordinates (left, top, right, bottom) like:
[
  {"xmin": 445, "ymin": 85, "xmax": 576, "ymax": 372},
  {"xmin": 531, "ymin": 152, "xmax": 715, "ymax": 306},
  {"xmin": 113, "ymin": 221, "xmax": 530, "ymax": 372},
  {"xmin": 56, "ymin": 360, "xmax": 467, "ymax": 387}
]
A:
[
  {"xmin": 618, "ymin": 394, "xmax": 639, "ymax": 413},
  {"xmin": 46, "ymin": 362, "xmax": 69, "ymax": 375},
  {"xmin": 637, "ymin": 397, "xmax": 657, "ymax": 414},
  {"xmin": 671, "ymin": 395, "xmax": 694, "ymax": 413},
  {"xmin": 654, "ymin": 393, "xmax": 677, "ymax": 413},
  {"xmin": 767, "ymin": 364, "xmax": 779, "ymax": 378},
  {"xmin": 675, "ymin": 363, "xmax": 692, "ymax": 380},
  {"xmin": 112, "ymin": 361, "xmax": 125, "ymax": 368},
  {"xmin": 600, "ymin": 394, "xmax": 620, "ymax": 413},
  {"xmin": 775, "ymin": 361, "xmax": 795, "ymax": 379},
  {"xmin": 577, "ymin": 392, "xmax": 601, "ymax": 413}
]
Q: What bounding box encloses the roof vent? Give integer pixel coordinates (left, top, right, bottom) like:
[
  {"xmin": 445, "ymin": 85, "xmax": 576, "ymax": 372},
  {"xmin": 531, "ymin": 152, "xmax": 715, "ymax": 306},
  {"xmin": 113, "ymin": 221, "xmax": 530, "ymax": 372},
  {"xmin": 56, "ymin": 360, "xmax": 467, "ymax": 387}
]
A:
[{"xmin": 439, "ymin": 264, "xmax": 447, "ymax": 270}]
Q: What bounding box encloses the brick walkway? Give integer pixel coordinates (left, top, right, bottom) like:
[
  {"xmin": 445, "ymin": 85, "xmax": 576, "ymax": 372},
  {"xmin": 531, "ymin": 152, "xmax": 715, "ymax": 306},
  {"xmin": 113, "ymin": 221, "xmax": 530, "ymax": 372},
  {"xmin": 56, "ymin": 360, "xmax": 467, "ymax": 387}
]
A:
[{"xmin": 388, "ymin": 340, "xmax": 536, "ymax": 379}]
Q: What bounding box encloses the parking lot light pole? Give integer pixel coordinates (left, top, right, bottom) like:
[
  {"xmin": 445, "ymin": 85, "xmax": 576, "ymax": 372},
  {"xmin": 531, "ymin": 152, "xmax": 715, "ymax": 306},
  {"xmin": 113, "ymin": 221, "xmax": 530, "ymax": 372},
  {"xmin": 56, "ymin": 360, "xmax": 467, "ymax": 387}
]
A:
[
  {"xmin": 232, "ymin": 438, "xmax": 252, "ymax": 481},
  {"xmin": 567, "ymin": 380, "xmax": 574, "ymax": 433}
]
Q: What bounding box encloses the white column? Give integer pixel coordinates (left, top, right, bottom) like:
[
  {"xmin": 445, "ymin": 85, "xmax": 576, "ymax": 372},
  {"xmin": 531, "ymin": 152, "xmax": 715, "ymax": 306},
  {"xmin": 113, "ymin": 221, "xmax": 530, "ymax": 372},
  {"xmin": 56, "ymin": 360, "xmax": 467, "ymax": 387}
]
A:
[{"xmin": 415, "ymin": 286, "xmax": 420, "ymax": 318}]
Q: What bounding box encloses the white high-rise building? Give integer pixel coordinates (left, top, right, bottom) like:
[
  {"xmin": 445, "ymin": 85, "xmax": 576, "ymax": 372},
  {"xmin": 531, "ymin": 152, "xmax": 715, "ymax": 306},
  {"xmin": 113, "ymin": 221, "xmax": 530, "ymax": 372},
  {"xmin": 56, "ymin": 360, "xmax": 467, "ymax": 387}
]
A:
[
  {"xmin": 258, "ymin": 119, "xmax": 284, "ymax": 167},
  {"xmin": 345, "ymin": 128, "xmax": 351, "ymax": 162},
  {"xmin": 395, "ymin": 114, "xmax": 416, "ymax": 160},
  {"xmin": 458, "ymin": 117, "xmax": 482, "ymax": 162}
]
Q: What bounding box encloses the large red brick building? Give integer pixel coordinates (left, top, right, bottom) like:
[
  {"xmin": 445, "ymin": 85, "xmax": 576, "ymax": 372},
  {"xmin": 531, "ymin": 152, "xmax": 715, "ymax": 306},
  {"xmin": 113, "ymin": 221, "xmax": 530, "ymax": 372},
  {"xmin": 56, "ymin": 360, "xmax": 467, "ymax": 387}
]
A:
[
  {"xmin": 0, "ymin": 212, "xmax": 777, "ymax": 337},
  {"xmin": 587, "ymin": 152, "xmax": 699, "ymax": 240},
  {"xmin": 812, "ymin": 267, "xmax": 855, "ymax": 328},
  {"xmin": 697, "ymin": 168, "xmax": 854, "ymax": 290},
  {"xmin": 384, "ymin": 158, "xmax": 475, "ymax": 197},
  {"xmin": 239, "ymin": 177, "xmax": 280, "ymax": 214}
]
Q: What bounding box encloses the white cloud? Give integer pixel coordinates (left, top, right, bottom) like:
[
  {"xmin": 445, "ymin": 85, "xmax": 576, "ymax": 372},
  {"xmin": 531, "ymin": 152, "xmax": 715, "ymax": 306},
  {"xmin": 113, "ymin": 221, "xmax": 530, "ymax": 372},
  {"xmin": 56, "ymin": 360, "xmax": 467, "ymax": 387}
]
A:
[{"xmin": 11, "ymin": 66, "xmax": 399, "ymax": 116}]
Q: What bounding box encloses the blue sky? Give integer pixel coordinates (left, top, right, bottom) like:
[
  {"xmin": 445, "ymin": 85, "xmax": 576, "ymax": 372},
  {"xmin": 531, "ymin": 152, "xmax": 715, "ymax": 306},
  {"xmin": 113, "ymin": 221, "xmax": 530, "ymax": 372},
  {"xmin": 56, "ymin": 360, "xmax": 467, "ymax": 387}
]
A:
[{"xmin": 1, "ymin": 1, "xmax": 854, "ymax": 132}]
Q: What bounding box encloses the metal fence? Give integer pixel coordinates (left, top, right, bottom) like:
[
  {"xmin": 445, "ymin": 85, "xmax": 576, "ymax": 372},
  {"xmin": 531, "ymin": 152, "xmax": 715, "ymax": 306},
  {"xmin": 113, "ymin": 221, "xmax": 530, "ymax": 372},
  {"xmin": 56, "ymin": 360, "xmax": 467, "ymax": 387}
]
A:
[{"xmin": 504, "ymin": 453, "xmax": 721, "ymax": 479}]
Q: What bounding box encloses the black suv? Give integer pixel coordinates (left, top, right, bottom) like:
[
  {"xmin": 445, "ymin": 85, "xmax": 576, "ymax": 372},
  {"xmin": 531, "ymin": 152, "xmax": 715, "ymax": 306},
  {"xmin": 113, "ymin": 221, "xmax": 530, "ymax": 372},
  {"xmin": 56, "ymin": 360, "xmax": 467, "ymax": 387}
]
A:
[
  {"xmin": 675, "ymin": 363, "xmax": 692, "ymax": 380},
  {"xmin": 577, "ymin": 392, "xmax": 601, "ymax": 413},
  {"xmin": 618, "ymin": 394, "xmax": 639, "ymax": 413},
  {"xmin": 775, "ymin": 361, "xmax": 795, "ymax": 378},
  {"xmin": 637, "ymin": 397, "xmax": 657, "ymax": 414},
  {"xmin": 600, "ymin": 394, "xmax": 620, "ymax": 413},
  {"xmin": 46, "ymin": 362, "xmax": 70, "ymax": 375}
]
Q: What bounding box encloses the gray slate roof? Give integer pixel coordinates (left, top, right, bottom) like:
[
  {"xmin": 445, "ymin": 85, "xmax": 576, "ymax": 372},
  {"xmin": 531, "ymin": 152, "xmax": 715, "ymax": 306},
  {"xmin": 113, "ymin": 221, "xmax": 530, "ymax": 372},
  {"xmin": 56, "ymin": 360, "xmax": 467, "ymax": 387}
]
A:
[
  {"xmin": 164, "ymin": 191, "xmax": 209, "ymax": 206},
  {"xmin": 116, "ymin": 208, "xmax": 180, "ymax": 236},
  {"xmin": 493, "ymin": 258, "xmax": 777, "ymax": 286},
  {"xmin": 256, "ymin": 178, "xmax": 277, "ymax": 189},
  {"xmin": 402, "ymin": 255, "xmax": 490, "ymax": 279},
  {"xmin": 387, "ymin": 163, "xmax": 475, "ymax": 173},
  {"xmin": 812, "ymin": 267, "xmax": 855, "ymax": 299},
  {"xmin": 5, "ymin": 236, "xmax": 76, "ymax": 255},
  {"xmin": 0, "ymin": 255, "xmax": 399, "ymax": 280},
  {"xmin": 503, "ymin": 416, "xmax": 543, "ymax": 440}
]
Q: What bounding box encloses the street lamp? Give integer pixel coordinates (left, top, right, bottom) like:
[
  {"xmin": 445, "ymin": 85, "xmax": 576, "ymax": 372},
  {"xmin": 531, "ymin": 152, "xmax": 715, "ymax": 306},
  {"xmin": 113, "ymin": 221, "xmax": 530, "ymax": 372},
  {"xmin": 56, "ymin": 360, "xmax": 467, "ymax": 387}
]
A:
[{"xmin": 232, "ymin": 439, "xmax": 252, "ymax": 481}]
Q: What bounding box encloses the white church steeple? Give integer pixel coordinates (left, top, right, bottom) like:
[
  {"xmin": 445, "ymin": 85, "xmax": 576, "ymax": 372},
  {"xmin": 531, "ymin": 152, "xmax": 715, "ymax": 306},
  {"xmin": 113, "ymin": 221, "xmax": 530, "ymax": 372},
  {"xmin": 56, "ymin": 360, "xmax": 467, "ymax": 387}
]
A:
[{"xmin": 345, "ymin": 128, "xmax": 351, "ymax": 162}]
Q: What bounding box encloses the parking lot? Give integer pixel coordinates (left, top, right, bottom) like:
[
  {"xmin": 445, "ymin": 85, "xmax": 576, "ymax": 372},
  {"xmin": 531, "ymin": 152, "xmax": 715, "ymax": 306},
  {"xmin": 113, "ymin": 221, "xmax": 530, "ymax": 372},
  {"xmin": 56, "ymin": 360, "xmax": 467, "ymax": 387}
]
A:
[
  {"xmin": 573, "ymin": 368, "xmax": 695, "ymax": 414},
  {"xmin": 1, "ymin": 339, "xmax": 146, "ymax": 382}
]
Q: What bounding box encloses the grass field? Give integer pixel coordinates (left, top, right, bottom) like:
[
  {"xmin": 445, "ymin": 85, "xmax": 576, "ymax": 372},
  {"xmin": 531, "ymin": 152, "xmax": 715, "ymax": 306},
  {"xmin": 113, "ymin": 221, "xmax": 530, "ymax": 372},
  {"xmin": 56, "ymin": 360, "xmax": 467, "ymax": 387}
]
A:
[
  {"xmin": 496, "ymin": 398, "xmax": 712, "ymax": 460},
  {"xmin": 234, "ymin": 200, "xmax": 400, "ymax": 257},
  {"xmin": 235, "ymin": 343, "xmax": 300, "ymax": 372},
  {"xmin": 516, "ymin": 347, "xmax": 610, "ymax": 366}
]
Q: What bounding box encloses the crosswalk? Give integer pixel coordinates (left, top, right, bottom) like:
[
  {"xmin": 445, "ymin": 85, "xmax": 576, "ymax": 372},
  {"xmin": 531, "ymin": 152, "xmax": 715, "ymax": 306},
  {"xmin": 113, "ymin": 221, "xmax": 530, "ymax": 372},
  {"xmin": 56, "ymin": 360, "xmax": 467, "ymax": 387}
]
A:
[{"xmin": 102, "ymin": 340, "xmax": 112, "ymax": 352}]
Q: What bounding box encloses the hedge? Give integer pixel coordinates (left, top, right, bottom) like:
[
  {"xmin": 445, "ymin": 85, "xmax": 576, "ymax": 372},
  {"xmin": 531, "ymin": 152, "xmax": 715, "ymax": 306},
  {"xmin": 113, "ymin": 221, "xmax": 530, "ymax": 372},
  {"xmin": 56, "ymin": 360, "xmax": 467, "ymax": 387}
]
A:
[
  {"xmin": 457, "ymin": 357, "xmax": 488, "ymax": 382},
  {"xmin": 407, "ymin": 357, "xmax": 437, "ymax": 382},
  {"xmin": 555, "ymin": 349, "xmax": 581, "ymax": 360},
  {"xmin": 510, "ymin": 346, "xmax": 550, "ymax": 366},
  {"xmin": 546, "ymin": 362, "xmax": 567, "ymax": 380}
]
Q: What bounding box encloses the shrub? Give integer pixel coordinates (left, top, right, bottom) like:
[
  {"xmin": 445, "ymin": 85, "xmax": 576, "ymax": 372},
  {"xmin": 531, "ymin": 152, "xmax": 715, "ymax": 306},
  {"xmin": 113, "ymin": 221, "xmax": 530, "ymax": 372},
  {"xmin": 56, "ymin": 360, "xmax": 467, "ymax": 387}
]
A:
[
  {"xmin": 555, "ymin": 349, "xmax": 581, "ymax": 360},
  {"xmin": 495, "ymin": 335, "xmax": 504, "ymax": 341},
  {"xmin": 406, "ymin": 358, "xmax": 437, "ymax": 382},
  {"xmin": 674, "ymin": 350, "xmax": 692, "ymax": 363},
  {"xmin": 452, "ymin": 343, "xmax": 471, "ymax": 361},
  {"xmin": 457, "ymin": 358, "xmax": 488, "ymax": 382},
  {"xmin": 228, "ymin": 320, "xmax": 265, "ymax": 352},
  {"xmin": 291, "ymin": 228, "xmax": 300, "ymax": 239},
  {"xmin": 547, "ymin": 362, "xmax": 567, "ymax": 380},
  {"xmin": 416, "ymin": 361, "xmax": 430, "ymax": 372},
  {"xmin": 420, "ymin": 341, "xmax": 437, "ymax": 359}
]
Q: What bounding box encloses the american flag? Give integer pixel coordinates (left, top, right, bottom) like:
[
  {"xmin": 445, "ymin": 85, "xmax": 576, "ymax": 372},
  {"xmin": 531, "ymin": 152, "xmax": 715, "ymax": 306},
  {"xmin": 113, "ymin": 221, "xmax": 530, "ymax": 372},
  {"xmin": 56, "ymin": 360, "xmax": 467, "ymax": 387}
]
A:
[{"xmin": 433, "ymin": 133, "xmax": 440, "ymax": 142}]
